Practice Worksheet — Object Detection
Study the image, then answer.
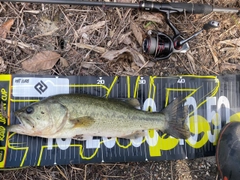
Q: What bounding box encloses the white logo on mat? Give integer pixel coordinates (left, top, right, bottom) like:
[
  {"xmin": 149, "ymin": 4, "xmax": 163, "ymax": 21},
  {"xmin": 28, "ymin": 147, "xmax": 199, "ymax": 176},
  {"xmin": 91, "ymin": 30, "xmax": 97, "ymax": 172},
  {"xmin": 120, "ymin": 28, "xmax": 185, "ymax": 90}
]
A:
[{"xmin": 12, "ymin": 77, "xmax": 69, "ymax": 97}]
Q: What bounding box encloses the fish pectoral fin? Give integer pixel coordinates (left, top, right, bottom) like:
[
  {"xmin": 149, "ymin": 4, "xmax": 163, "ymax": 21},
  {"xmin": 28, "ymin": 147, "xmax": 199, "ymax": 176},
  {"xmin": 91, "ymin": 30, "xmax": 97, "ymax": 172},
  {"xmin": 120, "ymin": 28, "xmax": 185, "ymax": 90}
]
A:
[
  {"xmin": 120, "ymin": 130, "xmax": 145, "ymax": 140},
  {"xmin": 70, "ymin": 116, "xmax": 95, "ymax": 127}
]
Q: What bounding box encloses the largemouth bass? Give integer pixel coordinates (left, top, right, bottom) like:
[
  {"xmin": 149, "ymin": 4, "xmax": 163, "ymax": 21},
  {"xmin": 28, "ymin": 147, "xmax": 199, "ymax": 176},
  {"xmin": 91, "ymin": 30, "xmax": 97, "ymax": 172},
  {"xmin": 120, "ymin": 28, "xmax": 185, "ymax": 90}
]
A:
[{"xmin": 8, "ymin": 94, "xmax": 190, "ymax": 140}]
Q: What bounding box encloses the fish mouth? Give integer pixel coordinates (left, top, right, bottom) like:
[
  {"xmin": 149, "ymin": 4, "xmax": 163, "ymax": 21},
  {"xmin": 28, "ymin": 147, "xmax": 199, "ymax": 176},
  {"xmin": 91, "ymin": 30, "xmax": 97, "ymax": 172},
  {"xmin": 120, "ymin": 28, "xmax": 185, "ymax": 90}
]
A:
[
  {"xmin": 14, "ymin": 112, "xmax": 24, "ymax": 126},
  {"xmin": 14, "ymin": 112, "xmax": 35, "ymax": 128}
]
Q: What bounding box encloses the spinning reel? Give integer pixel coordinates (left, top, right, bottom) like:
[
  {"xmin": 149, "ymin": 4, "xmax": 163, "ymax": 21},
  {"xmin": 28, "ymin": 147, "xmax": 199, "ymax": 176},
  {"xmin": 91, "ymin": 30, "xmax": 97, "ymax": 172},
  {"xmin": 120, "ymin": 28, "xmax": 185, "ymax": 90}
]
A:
[{"xmin": 142, "ymin": 13, "xmax": 220, "ymax": 60}]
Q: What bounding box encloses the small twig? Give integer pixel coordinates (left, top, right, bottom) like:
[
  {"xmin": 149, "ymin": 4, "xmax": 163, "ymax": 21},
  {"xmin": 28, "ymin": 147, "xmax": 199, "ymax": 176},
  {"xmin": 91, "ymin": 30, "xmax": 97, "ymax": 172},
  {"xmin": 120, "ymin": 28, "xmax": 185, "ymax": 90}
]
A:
[
  {"xmin": 84, "ymin": 164, "xmax": 88, "ymax": 180},
  {"xmin": 72, "ymin": 43, "xmax": 106, "ymax": 54},
  {"xmin": 109, "ymin": 8, "xmax": 132, "ymax": 47},
  {"xmin": 55, "ymin": 165, "xmax": 68, "ymax": 180},
  {"xmin": 64, "ymin": 9, "xmax": 94, "ymax": 12},
  {"xmin": 186, "ymin": 52, "xmax": 196, "ymax": 74},
  {"xmin": 70, "ymin": 166, "xmax": 84, "ymax": 171},
  {"xmin": 176, "ymin": 54, "xmax": 192, "ymax": 74},
  {"xmin": 219, "ymin": 24, "xmax": 236, "ymax": 38},
  {"xmin": 23, "ymin": 10, "xmax": 40, "ymax": 14},
  {"xmin": 59, "ymin": 6, "xmax": 79, "ymax": 39},
  {"xmin": 33, "ymin": 28, "xmax": 59, "ymax": 38},
  {"xmin": 184, "ymin": 48, "xmax": 219, "ymax": 75},
  {"xmin": 133, "ymin": 60, "xmax": 150, "ymax": 76},
  {"xmin": 0, "ymin": 38, "xmax": 36, "ymax": 50},
  {"xmin": 116, "ymin": 8, "xmax": 122, "ymax": 20},
  {"xmin": 216, "ymin": 172, "xmax": 219, "ymax": 180},
  {"xmin": 126, "ymin": 173, "xmax": 148, "ymax": 180},
  {"xmin": 101, "ymin": 174, "xmax": 127, "ymax": 178},
  {"xmin": 93, "ymin": 64, "xmax": 109, "ymax": 76},
  {"xmin": 171, "ymin": 161, "xmax": 174, "ymax": 180},
  {"xmin": 207, "ymin": 41, "xmax": 219, "ymax": 65}
]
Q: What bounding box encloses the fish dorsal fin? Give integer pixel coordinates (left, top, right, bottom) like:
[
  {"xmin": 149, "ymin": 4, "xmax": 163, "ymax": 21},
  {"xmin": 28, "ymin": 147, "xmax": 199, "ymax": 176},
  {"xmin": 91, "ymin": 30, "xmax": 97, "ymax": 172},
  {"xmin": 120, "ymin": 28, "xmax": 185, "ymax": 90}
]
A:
[
  {"xmin": 117, "ymin": 98, "xmax": 140, "ymax": 109},
  {"xmin": 70, "ymin": 116, "xmax": 95, "ymax": 127}
]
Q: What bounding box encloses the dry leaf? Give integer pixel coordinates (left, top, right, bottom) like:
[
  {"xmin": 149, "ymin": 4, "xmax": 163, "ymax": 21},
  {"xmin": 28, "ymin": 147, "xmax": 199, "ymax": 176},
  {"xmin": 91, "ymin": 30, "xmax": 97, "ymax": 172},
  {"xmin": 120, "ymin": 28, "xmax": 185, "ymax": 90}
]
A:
[
  {"xmin": 22, "ymin": 51, "xmax": 60, "ymax": 72},
  {"xmin": 101, "ymin": 47, "xmax": 154, "ymax": 67},
  {"xmin": 219, "ymin": 38, "xmax": 240, "ymax": 47},
  {"xmin": 73, "ymin": 43, "xmax": 106, "ymax": 54},
  {"xmin": 77, "ymin": 21, "xmax": 106, "ymax": 37},
  {"xmin": 59, "ymin": 57, "xmax": 69, "ymax": 67},
  {"xmin": 0, "ymin": 57, "xmax": 7, "ymax": 73},
  {"xmin": 130, "ymin": 20, "xmax": 144, "ymax": 46},
  {"xmin": 118, "ymin": 32, "xmax": 132, "ymax": 45},
  {"xmin": 0, "ymin": 19, "xmax": 14, "ymax": 38}
]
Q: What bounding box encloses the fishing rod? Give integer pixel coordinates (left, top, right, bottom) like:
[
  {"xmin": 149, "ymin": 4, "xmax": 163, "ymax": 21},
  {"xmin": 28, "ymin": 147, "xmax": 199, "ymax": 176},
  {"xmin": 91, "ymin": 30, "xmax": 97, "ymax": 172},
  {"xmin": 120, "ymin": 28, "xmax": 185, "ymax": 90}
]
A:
[
  {"xmin": 2, "ymin": 0, "xmax": 239, "ymax": 14},
  {"xmin": 2, "ymin": 0, "xmax": 239, "ymax": 60}
]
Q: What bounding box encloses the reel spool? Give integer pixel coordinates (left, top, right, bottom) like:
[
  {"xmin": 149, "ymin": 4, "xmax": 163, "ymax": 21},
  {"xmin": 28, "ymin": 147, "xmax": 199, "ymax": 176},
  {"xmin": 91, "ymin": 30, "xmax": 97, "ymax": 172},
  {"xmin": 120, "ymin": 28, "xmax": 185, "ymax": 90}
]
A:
[{"xmin": 143, "ymin": 31, "xmax": 173, "ymax": 60}]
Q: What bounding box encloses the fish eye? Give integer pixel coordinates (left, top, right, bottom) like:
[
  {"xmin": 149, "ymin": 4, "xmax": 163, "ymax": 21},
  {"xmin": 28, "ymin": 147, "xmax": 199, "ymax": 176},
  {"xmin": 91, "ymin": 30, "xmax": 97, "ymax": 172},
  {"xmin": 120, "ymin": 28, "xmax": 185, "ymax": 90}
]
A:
[{"xmin": 26, "ymin": 107, "xmax": 34, "ymax": 114}]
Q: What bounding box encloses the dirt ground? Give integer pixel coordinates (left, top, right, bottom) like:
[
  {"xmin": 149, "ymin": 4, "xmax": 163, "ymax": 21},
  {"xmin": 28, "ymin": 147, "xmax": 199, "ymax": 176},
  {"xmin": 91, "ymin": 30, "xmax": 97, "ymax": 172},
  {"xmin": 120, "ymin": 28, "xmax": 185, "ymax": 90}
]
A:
[
  {"xmin": 0, "ymin": 0, "xmax": 239, "ymax": 179},
  {"xmin": 0, "ymin": 157, "xmax": 217, "ymax": 180}
]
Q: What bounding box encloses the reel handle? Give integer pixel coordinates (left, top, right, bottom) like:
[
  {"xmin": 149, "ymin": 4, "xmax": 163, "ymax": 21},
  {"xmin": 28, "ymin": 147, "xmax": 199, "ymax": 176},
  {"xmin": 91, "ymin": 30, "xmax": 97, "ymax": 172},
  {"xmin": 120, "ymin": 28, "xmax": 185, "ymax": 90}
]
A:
[{"xmin": 176, "ymin": 20, "xmax": 219, "ymax": 48}]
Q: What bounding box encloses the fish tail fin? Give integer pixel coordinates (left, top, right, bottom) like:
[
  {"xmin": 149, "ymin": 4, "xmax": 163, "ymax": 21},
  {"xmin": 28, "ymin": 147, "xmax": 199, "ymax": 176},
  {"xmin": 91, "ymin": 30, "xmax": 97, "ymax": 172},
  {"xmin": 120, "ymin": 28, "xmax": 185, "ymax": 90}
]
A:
[{"xmin": 162, "ymin": 96, "xmax": 190, "ymax": 139}]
